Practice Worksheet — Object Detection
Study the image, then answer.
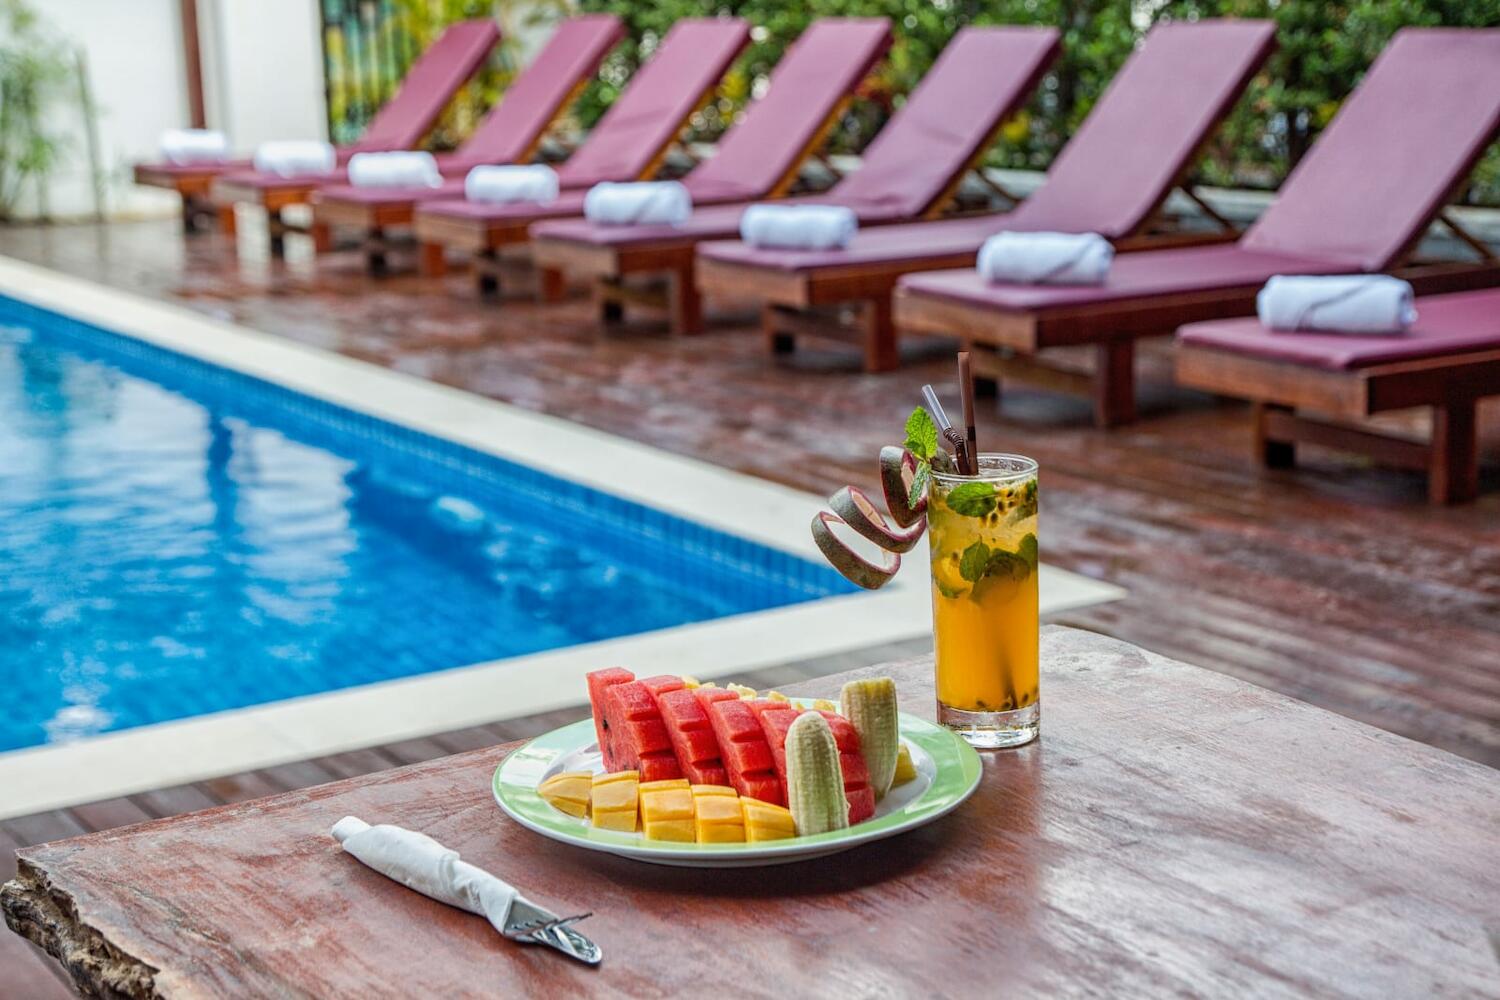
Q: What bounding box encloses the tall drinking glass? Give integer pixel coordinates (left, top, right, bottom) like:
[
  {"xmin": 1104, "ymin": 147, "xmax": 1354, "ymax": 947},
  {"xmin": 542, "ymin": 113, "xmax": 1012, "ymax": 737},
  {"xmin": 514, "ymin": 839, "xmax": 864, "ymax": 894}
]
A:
[{"xmin": 927, "ymin": 454, "xmax": 1039, "ymax": 748}]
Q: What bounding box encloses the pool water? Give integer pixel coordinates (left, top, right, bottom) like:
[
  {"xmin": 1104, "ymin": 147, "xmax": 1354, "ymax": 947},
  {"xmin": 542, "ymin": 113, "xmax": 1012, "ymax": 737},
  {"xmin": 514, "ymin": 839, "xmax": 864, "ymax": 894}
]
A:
[{"xmin": 0, "ymin": 298, "xmax": 853, "ymax": 752}]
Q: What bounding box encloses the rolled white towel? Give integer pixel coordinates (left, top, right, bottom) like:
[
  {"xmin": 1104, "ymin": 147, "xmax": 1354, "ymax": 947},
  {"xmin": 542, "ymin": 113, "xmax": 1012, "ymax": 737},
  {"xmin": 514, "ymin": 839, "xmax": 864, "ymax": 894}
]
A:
[
  {"xmin": 464, "ymin": 164, "xmax": 559, "ymax": 205},
  {"xmin": 582, "ymin": 181, "xmax": 692, "ymax": 226},
  {"xmin": 253, "ymin": 139, "xmax": 336, "ymax": 177},
  {"xmin": 976, "ymin": 231, "xmax": 1113, "ymax": 285},
  {"xmin": 1257, "ymin": 275, "xmax": 1417, "ymax": 335},
  {"xmin": 161, "ymin": 128, "xmax": 229, "ymax": 165},
  {"xmin": 348, "ymin": 151, "xmax": 443, "ymax": 189},
  {"xmin": 739, "ymin": 204, "xmax": 857, "ymax": 250}
]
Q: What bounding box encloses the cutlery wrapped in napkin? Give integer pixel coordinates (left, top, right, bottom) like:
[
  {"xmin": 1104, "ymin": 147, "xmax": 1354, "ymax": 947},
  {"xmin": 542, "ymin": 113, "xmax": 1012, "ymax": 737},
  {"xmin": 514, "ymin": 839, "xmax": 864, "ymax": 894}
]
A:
[{"xmin": 330, "ymin": 816, "xmax": 601, "ymax": 964}]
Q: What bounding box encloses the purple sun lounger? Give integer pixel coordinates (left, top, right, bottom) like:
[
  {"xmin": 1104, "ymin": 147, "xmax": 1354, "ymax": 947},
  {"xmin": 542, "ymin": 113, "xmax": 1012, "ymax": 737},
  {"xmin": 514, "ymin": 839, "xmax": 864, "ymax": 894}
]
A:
[
  {"xmin": 692, "ymin": 19, "xmax": 1277, "ymax": 371},
  {"xmin": 309, "ymin": 16, "xmax": 627, "ymax": 269},
  {"xmin": 894, "ymin": 27, "xmax": 1500, "ymax": 427},
  {"xmin": 531, "ymin": 25, "xmax": 1063, "ymax": 335}
]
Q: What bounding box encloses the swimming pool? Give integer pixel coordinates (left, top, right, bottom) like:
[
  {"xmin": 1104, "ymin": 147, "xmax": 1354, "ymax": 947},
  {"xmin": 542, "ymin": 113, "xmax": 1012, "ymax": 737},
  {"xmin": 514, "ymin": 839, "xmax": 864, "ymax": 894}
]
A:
[{"xmin": 0, "ymin": 294, "xmax": 856, "ymax": 753}]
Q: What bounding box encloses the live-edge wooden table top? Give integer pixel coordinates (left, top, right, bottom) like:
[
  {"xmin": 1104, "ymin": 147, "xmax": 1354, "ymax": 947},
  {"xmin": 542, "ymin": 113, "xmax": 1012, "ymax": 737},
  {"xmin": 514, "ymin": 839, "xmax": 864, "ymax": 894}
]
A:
[{"xmin": 5, "ymin": 627, "xmax": 1498, "ymax": 998}]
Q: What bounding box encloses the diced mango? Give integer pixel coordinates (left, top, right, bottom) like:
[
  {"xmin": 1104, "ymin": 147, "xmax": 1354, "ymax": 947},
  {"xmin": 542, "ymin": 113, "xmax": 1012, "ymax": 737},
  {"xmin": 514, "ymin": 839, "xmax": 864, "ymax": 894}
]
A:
[
  {"xmin": 696, "ymin": 820, "xmax": 746, "ymax": 843},
  {"xmin": 641, "ymin": 787, "xmax": 694, "ymax": 823},
  {"xmin": 728, "ymin": 683, "xmax": 757, "ymax": 699},
  {"xmin": 741, "ymin": 797, "xmax": 797, "ymax": 841},
  {"xmin": 812, "ymin": 699, "xmax": 836, "ymax": 712},
  {"xmin": 693, "ymin": 795, "xmax": 742, "ymax": 824},
  {"xmin": 591, "ymin": 771, "xmax": 639, "ymax": 832},
  {"xmin": 690, "ymin": 784, "xmax": 737, "ymax": 799},
  {"xmin": 538, "ymin": 771, "xmax": 593, "ymax": 818},
  {"xmin": 892, "ymin": 743, "xmax": 917, "ymax": 786},
  {"xmin": 766, "ymin": 691, "xmax": 790, "ymax": 703},
  {"xmin": 643, "ymin": 818, "xmax": 696, "ymax": 842},
  {"xmin": 639, "ymin": 778, "xmax": 690, "ymax": 793}
]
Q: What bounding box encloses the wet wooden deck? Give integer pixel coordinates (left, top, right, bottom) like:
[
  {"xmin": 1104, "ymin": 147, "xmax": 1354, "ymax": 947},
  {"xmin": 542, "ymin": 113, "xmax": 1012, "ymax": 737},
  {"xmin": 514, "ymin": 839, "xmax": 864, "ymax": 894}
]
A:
[{"xmin": 1, "ymin": 216, "xmax": 1497, "ymax": 987}]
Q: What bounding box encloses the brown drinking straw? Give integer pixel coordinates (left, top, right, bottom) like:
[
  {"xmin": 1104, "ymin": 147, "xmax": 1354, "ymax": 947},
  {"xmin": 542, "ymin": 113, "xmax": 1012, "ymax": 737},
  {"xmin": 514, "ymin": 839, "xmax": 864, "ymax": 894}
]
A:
[{"xmin": 958, "ymin": 352, "xmax": 978, "ymax": 475}]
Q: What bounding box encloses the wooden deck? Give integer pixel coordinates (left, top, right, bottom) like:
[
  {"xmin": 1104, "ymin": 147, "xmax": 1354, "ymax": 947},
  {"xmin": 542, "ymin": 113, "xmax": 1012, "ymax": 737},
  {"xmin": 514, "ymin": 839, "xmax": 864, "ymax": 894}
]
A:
[{"xmin": 1, "ymin": 216, "xmax": 1497, "ymax": 986}]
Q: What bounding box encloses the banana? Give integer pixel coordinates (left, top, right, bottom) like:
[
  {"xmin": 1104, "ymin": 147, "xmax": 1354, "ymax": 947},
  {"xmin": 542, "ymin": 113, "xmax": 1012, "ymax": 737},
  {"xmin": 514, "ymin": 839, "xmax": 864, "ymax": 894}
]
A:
[
  {"xmin": 840, "ymin": 677, "xmax": 900, "ymax": 800},
  {"xmin": 784, "ymin": 712, "xmax": 849, "ymax": 836}
]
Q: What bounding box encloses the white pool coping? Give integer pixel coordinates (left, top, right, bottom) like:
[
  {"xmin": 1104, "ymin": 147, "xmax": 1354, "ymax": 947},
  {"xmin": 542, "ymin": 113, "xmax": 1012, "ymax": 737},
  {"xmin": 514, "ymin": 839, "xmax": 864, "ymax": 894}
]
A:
[{"xmin": 0, "ymin": 254, "xmax": 1124, "ymax": 819}]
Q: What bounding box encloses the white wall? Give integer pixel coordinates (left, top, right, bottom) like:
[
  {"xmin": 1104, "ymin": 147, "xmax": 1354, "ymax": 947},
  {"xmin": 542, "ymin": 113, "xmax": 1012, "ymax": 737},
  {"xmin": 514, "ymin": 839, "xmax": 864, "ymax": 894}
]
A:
[
  {"xmin": 199, "ymin": 0, "xmax": 327, "ymax": 151},
  {"xmin": 11, "ymin": 0, "xmax": 189, "ymax": 221},
  {"xmin": 11, "ymin": 0, "xmax": 326, "ymax": 222}
]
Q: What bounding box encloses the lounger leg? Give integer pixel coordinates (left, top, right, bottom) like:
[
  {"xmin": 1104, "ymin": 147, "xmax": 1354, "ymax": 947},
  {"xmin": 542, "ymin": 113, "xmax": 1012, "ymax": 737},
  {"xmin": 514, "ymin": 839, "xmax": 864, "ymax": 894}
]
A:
[
  {"xmin": 217, "ymin": 206, "xmax": 237, "ymax": 238},
  {"xmin": 1254, "ymin": 403, "xmax": 1296, "ymax": 468},
  {"xmin": 764, "ymin": 306, "xmax": 795, "ymax": 355},
  {"xmin": 862, "ymin": 297, "xmax": 898, "ymax": 373},
  {"xmin": 596, "ymin": 283, "xmax": 625, "ymax": 324},
  {"xmin": 1092, "ymin": 340, "xmax": 1136, "ymax": 428},
  {"xmin": 419, "ymin": 241, "xmax": 447, "ymax": 278},
  {"xmin": 475, "ymin": 252, "xmax": 500, "ymax": 298},
  {"xmin": 310, "ymin": 221, "xmax": 332, "ymax": 253},
  {"xmin": 538, "ymin": 267, "xmax": 566, "ymax": 304},
  {"xmin": 268, "ymin": 210, "xmax": 286, "ymax": 257},
  {"xmin": 667, "ymin": 266, "xmax": 703, "ymax": 336},
  {"xmin": 1429, "ymin": 399, "xmax": 1478, "ymax": 504}
]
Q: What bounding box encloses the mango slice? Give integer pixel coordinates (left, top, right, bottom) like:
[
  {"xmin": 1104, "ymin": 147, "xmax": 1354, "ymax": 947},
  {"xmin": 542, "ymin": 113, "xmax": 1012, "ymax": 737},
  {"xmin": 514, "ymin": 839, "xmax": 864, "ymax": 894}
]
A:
[
  {"xmin": 591, "ymin": 771, "xmax": 639, "ymax": 832},
  {"xmin": 641, "ymin": 781, "xmax": 695, "ymax": 841},
  {"xmin": 538, "ymin": 771, "xmax": 593, "ymax": 818},
  {"xmin": 741, "ymin": 797, "xmax": 796, "ymax": 842}
]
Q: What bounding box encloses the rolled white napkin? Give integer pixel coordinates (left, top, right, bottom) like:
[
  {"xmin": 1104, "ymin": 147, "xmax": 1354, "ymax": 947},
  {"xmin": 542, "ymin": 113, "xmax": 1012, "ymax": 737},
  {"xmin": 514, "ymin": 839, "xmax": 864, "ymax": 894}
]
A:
[
  {"xmin": 976, "ymin": 231, "xmax": 1113, "ymax": 285},
  {"xmin": 331, "ymin": 816, "xmax": 520, "ymax": 934},
  {"xmin": 464, "ymin": 164, "xmax": 560, "ymax": 205},
  {"xmin": 348, "ymin": 151, "xmax": 443, "ymax": 189},
  {"xmin": 739, "ymin": 204, "xmax": 857, "ymax": 250},
  {"xmin": 582, "ymin": 181, "xmax": 692, "ymax": 226},
  {"xmin": 1257, "ymin": 275, "xmax": 1417, "ymax": 335},
  {"xmin": 161, "ymin": 128, "xmax": 229, "ymax": 165},
  {"xmin": 253, "ymin": 139, "xmax": 336, "ymax": 177}
]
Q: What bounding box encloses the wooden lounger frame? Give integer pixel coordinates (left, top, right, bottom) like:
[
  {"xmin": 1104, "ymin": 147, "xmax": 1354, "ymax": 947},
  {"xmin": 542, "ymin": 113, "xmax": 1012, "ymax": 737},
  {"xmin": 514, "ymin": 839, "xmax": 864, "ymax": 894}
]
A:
[
  {"xmin": 132, "ymin": 164, "xmax": 236, "ymax": 235},
  {"xmin": 1175, "ymin": 338, "xmax": 1500, "ymax": 504}
]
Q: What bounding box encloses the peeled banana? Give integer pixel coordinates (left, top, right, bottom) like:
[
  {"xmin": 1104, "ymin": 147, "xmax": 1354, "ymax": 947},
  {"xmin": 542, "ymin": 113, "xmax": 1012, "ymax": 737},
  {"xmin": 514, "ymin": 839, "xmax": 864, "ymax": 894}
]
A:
[
  {"xmin": 784, "ymin": 712, "xmax": 849, "ymax": 835},
  {"xmin": 840, "ymin": 677, "xmax": 899, "ymax": 800}
]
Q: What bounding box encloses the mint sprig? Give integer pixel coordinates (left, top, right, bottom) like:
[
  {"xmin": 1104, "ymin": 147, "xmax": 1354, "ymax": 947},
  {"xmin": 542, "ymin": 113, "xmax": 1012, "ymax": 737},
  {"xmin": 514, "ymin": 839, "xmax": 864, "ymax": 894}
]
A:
[
  {"xmin": 904, "ymin": 407, "xmax": 938, "ymax": 461},
  {"xmin": 946, "ymin": 481, "xmax": 998, "ymax": 517}
]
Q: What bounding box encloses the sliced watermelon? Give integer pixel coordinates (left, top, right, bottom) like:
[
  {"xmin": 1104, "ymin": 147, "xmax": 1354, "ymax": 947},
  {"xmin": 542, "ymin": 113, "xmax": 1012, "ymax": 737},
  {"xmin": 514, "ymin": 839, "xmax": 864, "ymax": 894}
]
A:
[
  {"xmin": 752, "ymin": 702, "xmax": 875, "ymax": 824},
  {"xmin": 602, "ymin": 680, "xmax": 682, "ymax": 780},
  {"xmin": 700, "ymin": 694, "xmax": 783, "ymax": 806},
  {"xmin": 656, "ymin": 688, "xmax": 730, "ymax": 786},
  {"xmin": 586, "ymin": 667, "xmax": 634, "ymax": 769}
]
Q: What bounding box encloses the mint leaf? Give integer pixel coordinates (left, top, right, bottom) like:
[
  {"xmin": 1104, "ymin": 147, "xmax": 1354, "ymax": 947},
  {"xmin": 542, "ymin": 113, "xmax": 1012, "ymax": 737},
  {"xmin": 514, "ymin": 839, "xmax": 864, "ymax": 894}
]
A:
[
  {"xmin": 1017, "ymin": 533, "xmax": 1038, "ymax": 571},
  {"xmin": 959, "ymin": 541, "xmax": 990, "ymax": 583},
  {"xmin": 985, "ymin": 549, "xmax": 1029, "ymax": 582},
  {"xmin": 903, "ymin": 407, "xmax": 938, "ymax": 461},
  {"xmin": 946, "ymin": 481, "xmax": 997, "ymax": 517},
  {"xmin": 907, "ymin": 459, "xmax": 931, "ymax": 509}
]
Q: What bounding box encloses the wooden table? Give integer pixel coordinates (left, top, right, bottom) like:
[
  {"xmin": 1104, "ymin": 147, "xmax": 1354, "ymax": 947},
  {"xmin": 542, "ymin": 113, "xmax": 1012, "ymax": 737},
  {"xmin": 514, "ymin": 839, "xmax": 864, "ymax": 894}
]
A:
[{"xmin": 6, "ymin": 627, "xmax": 1499, "ymax": 998}]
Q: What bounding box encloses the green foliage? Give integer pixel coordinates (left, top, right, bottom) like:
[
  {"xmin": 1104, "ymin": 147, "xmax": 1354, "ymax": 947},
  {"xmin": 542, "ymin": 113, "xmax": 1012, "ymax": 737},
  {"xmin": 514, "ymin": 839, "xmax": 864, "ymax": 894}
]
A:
[
  {"xmin": 0, "ymin": 0, "xmax": 72, "ymax": 220},
  {"xmin": 568, "ymin": 0, "xmax": 1500, "ymax": 203}
]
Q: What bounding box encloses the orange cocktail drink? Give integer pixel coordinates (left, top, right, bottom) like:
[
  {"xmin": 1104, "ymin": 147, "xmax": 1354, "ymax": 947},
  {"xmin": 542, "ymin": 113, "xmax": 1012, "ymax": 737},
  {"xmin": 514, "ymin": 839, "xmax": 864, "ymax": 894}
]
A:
[{"xmin": 927, "ymin": 454, "xmax": 1039, "ymax": 748}]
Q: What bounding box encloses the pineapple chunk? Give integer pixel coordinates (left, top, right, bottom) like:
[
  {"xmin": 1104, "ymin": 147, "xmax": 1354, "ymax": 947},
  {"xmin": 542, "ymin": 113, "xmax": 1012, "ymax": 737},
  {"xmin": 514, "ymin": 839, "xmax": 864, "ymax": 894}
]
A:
[
  {"xmin": 537, "ymin": 771, "xmax": 593, "ymax": 818},
  {"xmin": 681, "ymin": 674, "xmax": 702, "ymax": 690},
  {"xmin": 892, "ymin": 743, "xmax": 917, "ymax": 786},
  {"xmin": 741, "ymin": 797, "xmax": 797, "ymax": 842},
  {"xmin": 641, "ymin": 781, "xmax": 695, "ymax": 842},
  {"xmin": 766, "ymin": 691, "xmax": 790, "ymax": 703},
  {"xmin": 728, "ymin": 683, "xmax": 757, "ymax": 699},
  {"xmin": 812, "ymin": 698, "xmax": 837, "ymax": 712},
  {"xmin": 591, "ymin": 771, "xmax": 639, "ymax": 832}
]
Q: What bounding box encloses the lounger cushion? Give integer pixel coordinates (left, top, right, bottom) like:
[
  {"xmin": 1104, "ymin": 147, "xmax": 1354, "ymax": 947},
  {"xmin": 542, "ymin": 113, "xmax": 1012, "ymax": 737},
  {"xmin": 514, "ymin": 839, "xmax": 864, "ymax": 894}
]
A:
[
  {"xmin": 140, "ymin": 158, "xmax": 254, "ymax": 177},
  {"xmin": 897, "ymin": 245, "xmax": 1359, "ymax": 312},
  {"xmin": 414, "ymin": 189, "xmax": 592, "ymax": 225},
  {"xmin": 697, "ymin": 215, "xmax": 1008, "ymax": 270},
  {"xmin": 1178, "ymin": 288, "xmax": 1500, "ymax": 370},
  {"xmin": 352, "ymin": 20, "xmax": 501, "ymax": 153}
]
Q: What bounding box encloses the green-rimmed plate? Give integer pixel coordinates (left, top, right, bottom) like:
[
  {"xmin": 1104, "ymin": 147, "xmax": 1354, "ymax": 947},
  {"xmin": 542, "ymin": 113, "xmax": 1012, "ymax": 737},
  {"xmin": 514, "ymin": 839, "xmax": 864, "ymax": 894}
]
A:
[{"xmin": 492, "ymin": 706, "xmax": 983, "ymax": 867}]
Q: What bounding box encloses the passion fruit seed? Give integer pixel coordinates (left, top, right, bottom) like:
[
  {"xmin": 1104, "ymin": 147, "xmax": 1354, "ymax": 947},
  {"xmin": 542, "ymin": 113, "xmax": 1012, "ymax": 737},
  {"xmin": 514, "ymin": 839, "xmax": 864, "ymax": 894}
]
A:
[
  {"xmin": 811, "ymin": 511, "xmax": 901, "ymax": 590},
  {"xmin": 829, "ymin": 486, "xmax": 926, "ymax": 554}
]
